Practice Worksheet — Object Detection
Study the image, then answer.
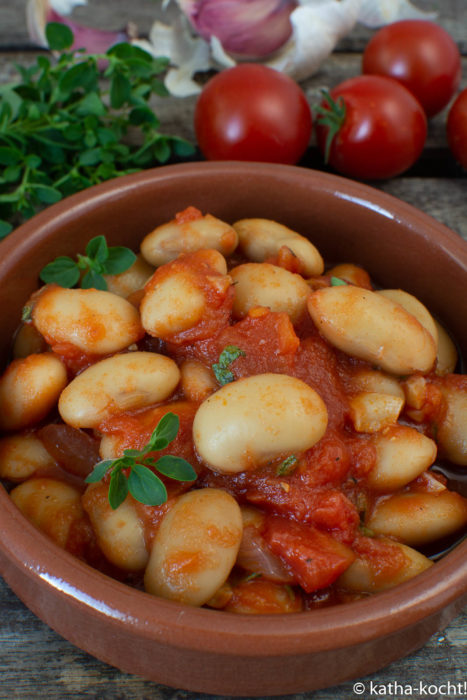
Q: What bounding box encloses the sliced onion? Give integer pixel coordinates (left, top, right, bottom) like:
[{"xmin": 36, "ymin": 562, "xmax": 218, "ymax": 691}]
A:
[{"xmin": 237, "ymin": 524, "xmax": 295, "ymax": 583}]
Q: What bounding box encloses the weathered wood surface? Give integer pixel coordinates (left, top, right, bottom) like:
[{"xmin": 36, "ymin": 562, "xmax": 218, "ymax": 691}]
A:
[{"xmin": 0, "ymin": 1, "xmax": 466, "ymax": 698}]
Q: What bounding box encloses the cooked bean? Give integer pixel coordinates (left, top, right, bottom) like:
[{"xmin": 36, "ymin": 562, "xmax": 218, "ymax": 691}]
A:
[
  {"xmin": 367, "ymin": 425, "xmax": 437, "ymax": 491},
  {"xmin": 82, "ymin": 483, "xmax": 148, "ymax": 571},
  {"xmin": 141, "ymin": 270, "xmax": 206, "ymax": 338},
  {"xmin": 230, "ymin": 263, "xmax": 310, "ymax": 323},
  {"xmin": 338, "ymin": 541, "xmax": 433, "ymax": 592},
  {"xmin": 193, "ymin": 373, "xmax": 328, "ymax": 473},
  {"xmin": 12, "ymin": 323, "xmax": 48, "ymax": 359},
  {"xmin": 377, "ymin": 289, "xmax": 438, "ymax": 347},
  {"xmin": 307, "ymin": 286, "xmax": 437, "ymax": 374},
  {"xmin": 436, "ymin": 384, "xmax": 467, "ymax": 465},
  {"xmin": 0, "ymin": 353, "xmax": 67, "ymax": 431},
  {"xmin": 233, "ymin": 218, "xmax": 324, "ymax": 276},
  {"xmin": 180, "ymin": 360, "xmax": 217, "ymax": 402},
  {"xmin": 141, "ymin": 210, "xmax": 238, "ymax": 266},
  {"xmin": 327, "ymin": 263, "xmax": 371, "ymax": 288},
  {"xmin": 346, "ymin": 369, "xmax": 405, "ymax": 399},
  {"xmin": 0, "ymin": 434, "xmax": 55, "ymax": 482},
  {"xmin": 367, "ymin": 491, "xmax": 467, "ymax": 545},
  {"xmin": 32, "ymin": 286, "xmax": 144, "ymax": 355},
  {"xmin": 144, "ymin": 488, "xmax": 242, "ymax": 606},
  {"xmin": 10, "ymin": 478, "xmax": 83, "ymax": 548},
  {"xmin": 434, "ymin": 320, "xmax": 458, "ymax": 375},
  {"xmin": 104, "ymin": 255, "xmax": 154, "ymax": 298},
  {"xmin": 140, "ymin": 250, "xmax": 231, "ymax": 340},
  {"xmin": 59, "ymin": 352, "xmax": 180, "ymax": 429},
  {"xmin": 349, "ymin": 392, "xmax": 404, "ymax": 433}
]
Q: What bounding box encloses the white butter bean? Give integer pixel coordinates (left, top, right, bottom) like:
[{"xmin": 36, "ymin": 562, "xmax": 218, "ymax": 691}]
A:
[
  {"xmin": 346, "ymin": 369, "xmax": 405, "ymax": 400},
  {"xmin": 307, "ymin": 286, "xmax": 437, "ymax": 375},
  {"xmin": 367, "ymin": 425, "xmax": 437, "ymax": 491},
  {"xmin": 59, "ymin": 352, "xmax": 180, "ymax": 429},
  {"xmin": 10, "ymin": 477, "xmax": 83, "ymax": 548},
  {"xmin": 230, "ymin": 263, "xmax": 310, "ymax": 323},
  {"xmin": 434, "ymin": 320, "xmax": 458, "ymax": 375},
  {"xmin": 180, "ymin": 360, "xmax": 217, "ymax": 402},
  {"xmin": 144, "ymin": 488, "xmax": 242, "ymax": 606},
  {"xmin": 377, "ymin": 289, "xmax": 438, "ymax": 347},
  {"xmin": 349, "ymin": 392, "xmax": 404, "ymax": 433},
  {"xmin": 83, "ymin": 483, "xmax": 148, "ymax": 571},
  {"xmin": 32, "ymin": 286, "xmax": 143, "ymax": 355},
  {"xmin": 338, "ymin": 541, "xmax": 433, "ymax": 592},
  {"xmin": 104, "ymin": 255, "xmax": 154, "ymax": 298},
  {"xmin": 141, "ymin": 211, "xmax": 238, "ymax": 266},
  {"xmin": 367, "ymin": 491, "xmax": 467, "ymax": 546},
  {"xmin": 0, "ymin": 434, "xmax": 56, "ymax": 482},
  {"xmin": 140, "ymin": 250, "xmax": 231, "ymax": 340},
  {"xmin": 437, "ymin": 383, "xmax": 467, "ymax": 465},
  {"xmin": 13, "ymin": 323, "xmax": 48, "ymax": 358},
  {"xmin": 193, "ymin": 373, "xmax": 328, "ymax": 473},
  {"xmin": 327, "ymin": 263, "xmax": 371, "ymax": 288},
  {"xmin": 233, "ymin": 218, "xmax": 324, "ymax": 276},
  {"xmin": 141, "ymin": 270, "xmax": 206, "ymax": 338},
  {"xmin": 0, "ymin": 353, "xmax": 67, "ymax": 431}
]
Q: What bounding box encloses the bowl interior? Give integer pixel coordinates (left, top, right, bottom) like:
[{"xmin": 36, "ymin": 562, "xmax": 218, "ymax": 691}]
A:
[{"xmin": 0, "ymin": 162, "xmax": 466, "ymax": 689}]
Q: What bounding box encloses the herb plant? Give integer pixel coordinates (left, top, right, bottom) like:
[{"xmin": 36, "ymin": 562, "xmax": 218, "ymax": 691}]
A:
[
  {"xmin": 85, "ymin": 412, "xmax": 197, "ymax": 510},
  {"xmin": 39, "ymin": 235, "xmax": 136, "ymax": 290},
  {"xmin": 212, "ymin": 345, "xmax": 246, "ymax": 385},
  {"xmin": 0, "ymin": 23, "xmax": 194, "ymax": 238}
]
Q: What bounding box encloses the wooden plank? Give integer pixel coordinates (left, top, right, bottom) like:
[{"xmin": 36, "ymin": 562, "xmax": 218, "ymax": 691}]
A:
[{"xmin": 1, "ymin": 0, "xmax": 466, "ymax": 52}]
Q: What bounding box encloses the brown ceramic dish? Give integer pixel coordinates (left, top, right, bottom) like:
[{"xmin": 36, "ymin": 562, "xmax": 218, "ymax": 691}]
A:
[{"xmin": 0, "ymin": 162, "xmax": 466, "ymax": 696}]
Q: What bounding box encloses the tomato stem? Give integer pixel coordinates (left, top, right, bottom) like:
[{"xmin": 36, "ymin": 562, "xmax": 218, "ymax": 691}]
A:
[{"xmin": 314, "ymin": 90, "xmax": 346, "ymax": 164}]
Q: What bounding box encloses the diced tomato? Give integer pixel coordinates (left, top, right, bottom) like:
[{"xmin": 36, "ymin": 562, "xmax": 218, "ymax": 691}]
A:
[
  {"xmin": 175, "ymin": 206, "xmax": 203, "ymax": 224},
  {"xmin": 181, "ymin": 308, "xmax": 300, "ymax": 376},
  {"xmin": 263, "ymin": 516, "xmax": 355, "ymax": 593}
]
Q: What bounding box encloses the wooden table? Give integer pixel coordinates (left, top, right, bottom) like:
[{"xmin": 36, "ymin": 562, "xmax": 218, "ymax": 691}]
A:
[{"xmin": 0, "ymin": 1, "xmax": 466, "ymax": 698}]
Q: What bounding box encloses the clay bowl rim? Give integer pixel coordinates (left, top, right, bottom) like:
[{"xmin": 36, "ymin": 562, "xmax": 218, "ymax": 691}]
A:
[{"xmin": 0, "ymin": 161, "xmax": 466, "ymax": 660}]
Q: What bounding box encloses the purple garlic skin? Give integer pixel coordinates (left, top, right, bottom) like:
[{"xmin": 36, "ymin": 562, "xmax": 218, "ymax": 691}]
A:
[{"xmin": 184, "ymin": 0, "xmax": 298, "ymax": 59}]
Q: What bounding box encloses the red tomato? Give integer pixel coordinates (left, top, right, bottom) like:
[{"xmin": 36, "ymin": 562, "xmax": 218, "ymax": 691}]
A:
[
  {"xmin": 362, "ymin": 20, "xmax": 461, "ymax": 118},
  {"xmin": 315, "ymin": 75, "xmax": 427, "ymax": 180},
  {"xmin": 447, "ymin": 87, "xmax": 467, "ymax": 169},
  {"xmin": 194, "ymin": 64, "xmax": 312, "ymax": 164}
]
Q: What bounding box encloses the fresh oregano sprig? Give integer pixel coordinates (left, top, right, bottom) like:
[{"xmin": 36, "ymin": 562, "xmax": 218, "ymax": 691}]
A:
[
  {"xmin": 39, "ymin": 235, "xmax": 137, "ymax": 290},
  {"xmin": 0, "ymin": 22, "xmax": 194, "ymax": 236},
  {"xmin": 212, "ymin": 345, "xmax": 246, "ymax": 386},
  {"xmin": 85, "ymin": 412, "xmax": 197, "ymax": 510}
]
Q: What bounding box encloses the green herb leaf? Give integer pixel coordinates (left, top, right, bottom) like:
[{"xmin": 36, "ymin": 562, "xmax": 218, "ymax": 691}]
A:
[
  {"xmin": 103, "ymin": 246, "xmax": 137, "ymax": 275},
  {"xmin": 149, "ymin": 412, "xmax": 180, "ymax": 450},
  {"xmin": 81, "ymin": 268, "xmax": 107, "ymax": 290},
  {"xmin": 85, "ymin": 460, "xmax": 114, "ymax": 483},
  {"xmin": 108, "ymin": 468, "xmax": 129, "ymax": 510},
  {"xmin": 39, "ymin": 236, "xmax": 135, "ymax": 289},
  {"xmin": 0, "ymin": 220, "xmax": 13, "ymax": 239},
  {"xmin": 45, "ymin": 22, "xmax": 74, "ymax": 51},
  {"xmin": 277, "ymin": 455, "xmax": 298, "ymax": 476},
  {"xmin": 85, "ymin": 412, "xmax": 196, "ymax": 510},
  {"xmin": 39, "ymin": 256, "xmax": 81, "ymax": 287},
  {"xmin": 212, "ymin": 345, "xmax": 246, "ymax": 386},
  {"xmin": 330, "ymin": 276, "xmax": 348, "ymax": 287},
  {"xmin": 155, "ymin": 455, "xmax": 197, "ymax": 482},
  {"xmin": 85, "ymin": 235, "xmax": 108, "ymax": 263},
  {"xmin": 128, "ymin": 464, "xmax": 167, "ymax": 506}
]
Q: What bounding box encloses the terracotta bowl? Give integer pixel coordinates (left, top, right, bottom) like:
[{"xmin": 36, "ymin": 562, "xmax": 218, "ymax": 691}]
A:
[{"xmin": 0, "ymin": 162, "xmax": 466, "ymax": 696}]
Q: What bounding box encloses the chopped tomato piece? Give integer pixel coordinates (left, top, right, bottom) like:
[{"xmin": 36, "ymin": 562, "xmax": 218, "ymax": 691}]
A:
[{"xmin": 263, "ymin": 516, "xmax": 355, "ymax": 593}]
